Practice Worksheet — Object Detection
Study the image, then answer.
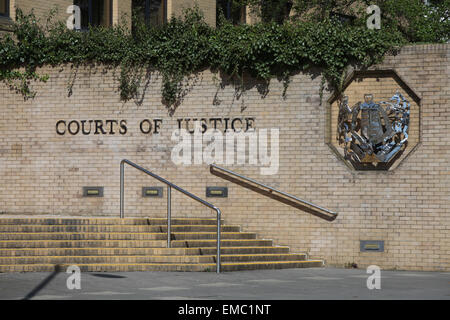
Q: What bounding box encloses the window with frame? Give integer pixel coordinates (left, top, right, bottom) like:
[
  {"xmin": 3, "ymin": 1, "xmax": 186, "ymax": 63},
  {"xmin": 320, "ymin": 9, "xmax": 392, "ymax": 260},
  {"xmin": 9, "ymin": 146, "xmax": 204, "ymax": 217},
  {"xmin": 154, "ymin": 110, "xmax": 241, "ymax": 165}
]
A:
[
  {"xmin": 0, "ymin": 0, "xmax": 9, "ymax": 17},
  {"xmin": 216, "ymin": 0, "xmax": 245, "ymax": 25},
  {"xmin": 73, "ymin": 0, "xmax": 112, "ymax": 29},
  {"xmin": 132, "ymin": 0, "xmax": 166, "ymax": 28}
]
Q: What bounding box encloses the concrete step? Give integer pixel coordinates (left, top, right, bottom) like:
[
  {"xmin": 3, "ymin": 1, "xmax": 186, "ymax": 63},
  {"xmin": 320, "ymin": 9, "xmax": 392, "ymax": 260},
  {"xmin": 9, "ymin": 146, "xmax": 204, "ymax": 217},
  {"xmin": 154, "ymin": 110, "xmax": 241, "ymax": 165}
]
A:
[
  {"xmin": 0, "ymin": 217, "xmax": 323, "ymax": 273},
  {"xmin": 0, "ymin": 255, "xmax": 210, "ymax": 264},
  {"xmin": 221, "ymin": 253, "xmax": 307, "ymax": 262},
  {"xmin": 0, "ymin": 246, "xmax": 291, "ymax": 257},
  {"xmin": 0, "ymin": 225, "xmax": 240, "ymax": 233},
  {"xmin": 219, "ymin": 260, "xmax": 324, "ymax": 272},
  {"xmin": 0, "ymin": 253, "xmax": 307, "ymax": 265},
  {"xmin": 0, "ymin": 232, "xmax": 256, "ymax": 241},
  {"xmin": 0, "ymin": 260, "xmax": 324, "ymax": 273},
  {"xmin": 0, "ymin": 239, "xmax": 272, "ymax": 249},
  {"xmin": 0, "ymin": 240, "xmax": 167, "ymax": 248},
  {"xmin": 170, "ymin": 239, "xmax": 273, "ymax": 248},
  {"xmin": 0, "ymin": 218, "xmax": 223, "ymax": 226}
]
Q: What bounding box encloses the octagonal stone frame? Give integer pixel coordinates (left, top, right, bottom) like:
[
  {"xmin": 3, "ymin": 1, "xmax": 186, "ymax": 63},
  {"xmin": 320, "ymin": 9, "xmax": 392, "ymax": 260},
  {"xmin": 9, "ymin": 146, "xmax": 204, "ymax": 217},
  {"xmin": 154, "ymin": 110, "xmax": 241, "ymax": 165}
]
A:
[{"xmin": 325, "ymin": 69, "xmax": 422, "ymax": 171}]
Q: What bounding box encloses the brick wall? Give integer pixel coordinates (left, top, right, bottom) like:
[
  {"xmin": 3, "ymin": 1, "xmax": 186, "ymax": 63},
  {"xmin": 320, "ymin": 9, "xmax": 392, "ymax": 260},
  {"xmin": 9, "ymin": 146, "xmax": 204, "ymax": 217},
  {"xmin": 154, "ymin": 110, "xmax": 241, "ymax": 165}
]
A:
[
  {"xmin": 9, "ymin": 0, "xmax": 131, "ymax": 28},
  {"xmin": 114, "ymin": 0, "xmax": 131, "ymax": 29},
  {"xmin": 2, "ymin": 0, "xmax": 216, "ymax": 32},
  {"xmin": 168, "ymin": 0, "xmax": 215, "ymax": 26},
  {"xmin": 0, "ymin": 44, "xmax": 448, "ymax": 271},
  {"xmin": 14, "ymin": 0, "xmax": 72, "ymax": 23}
]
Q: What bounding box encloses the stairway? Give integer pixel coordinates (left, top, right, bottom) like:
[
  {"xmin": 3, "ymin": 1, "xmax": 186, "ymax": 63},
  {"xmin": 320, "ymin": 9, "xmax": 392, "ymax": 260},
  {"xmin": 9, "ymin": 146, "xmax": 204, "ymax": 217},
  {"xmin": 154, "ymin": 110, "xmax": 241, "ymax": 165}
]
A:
[{"xmin": 0, "ymin": 217, "xmax": 323, "ymax": 272}]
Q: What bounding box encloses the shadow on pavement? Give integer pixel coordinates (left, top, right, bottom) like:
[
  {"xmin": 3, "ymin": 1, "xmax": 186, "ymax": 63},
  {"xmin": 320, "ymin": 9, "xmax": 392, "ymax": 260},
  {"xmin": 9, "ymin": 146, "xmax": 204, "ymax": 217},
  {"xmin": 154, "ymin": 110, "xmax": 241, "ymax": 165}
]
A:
[
  {"xmin": 90, "ymin": 273, "xmax": 127, "ymax": 279},
  {"xmin": 22, "ymin": 265, "xmax": 62, "ymax": 300}
]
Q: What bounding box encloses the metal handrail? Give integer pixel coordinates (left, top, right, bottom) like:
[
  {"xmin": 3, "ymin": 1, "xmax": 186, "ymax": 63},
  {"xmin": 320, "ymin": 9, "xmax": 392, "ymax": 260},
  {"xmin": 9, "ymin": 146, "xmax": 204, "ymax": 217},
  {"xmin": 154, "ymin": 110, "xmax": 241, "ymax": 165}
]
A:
[
  {"xmin": 120, "ymin": 159, "xmax": 222, "ymax": 273},
  {"xmin": 210, "ymin": 164, "xmax": 338, "ymax": 221}
]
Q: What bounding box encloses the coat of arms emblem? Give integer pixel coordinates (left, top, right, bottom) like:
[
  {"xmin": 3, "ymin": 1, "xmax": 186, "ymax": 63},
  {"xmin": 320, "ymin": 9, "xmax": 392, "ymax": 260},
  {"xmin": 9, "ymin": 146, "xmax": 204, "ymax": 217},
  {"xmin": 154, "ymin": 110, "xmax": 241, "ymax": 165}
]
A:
[{"xmin": 337, "ymin": 92, "xmax": 410, "ymax": 165}]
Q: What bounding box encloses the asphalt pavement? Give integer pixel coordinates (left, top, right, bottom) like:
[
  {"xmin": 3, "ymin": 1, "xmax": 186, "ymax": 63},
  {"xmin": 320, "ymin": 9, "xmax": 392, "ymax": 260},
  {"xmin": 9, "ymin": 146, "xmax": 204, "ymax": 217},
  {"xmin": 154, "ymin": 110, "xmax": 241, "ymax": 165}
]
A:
[{"xmin": 0, "ymin": 267, "xmax": 449, "ymax": 300}]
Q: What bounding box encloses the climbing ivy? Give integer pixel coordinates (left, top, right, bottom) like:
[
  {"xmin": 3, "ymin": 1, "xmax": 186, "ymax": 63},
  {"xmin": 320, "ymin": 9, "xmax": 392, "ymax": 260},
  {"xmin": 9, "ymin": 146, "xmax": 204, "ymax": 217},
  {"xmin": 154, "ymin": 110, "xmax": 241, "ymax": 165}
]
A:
[{"xmin": 0, "ymin": 7, "xmax": 409, "ymax": 105}]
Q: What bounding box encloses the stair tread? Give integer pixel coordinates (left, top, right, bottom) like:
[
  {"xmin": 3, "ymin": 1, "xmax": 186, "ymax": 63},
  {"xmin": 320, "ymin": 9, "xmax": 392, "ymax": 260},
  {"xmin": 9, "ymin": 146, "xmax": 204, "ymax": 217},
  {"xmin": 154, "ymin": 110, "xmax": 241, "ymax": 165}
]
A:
[
  {"xmin": 0, "ymin": 217, "xmax": 322, "ymax": 272},
  {"xmin": 0, "ymin": 253, "xmax": 305, "ymax": 258},
  {"xmin": 0, "ymin": 260, "xmax": 322, "ymax": 267},
  {"xmin": 0, "ymin": 225, "xmax": 239, "ymax": 228},
  {"xmin": 0, "ymin": 239, "xmax": 268, "ymax": 242},
  {"xmin": 0, "ymin": 232, "xmax": 249, "ymax": 235},
  {"xmin": 0, "ymin": 246, "xmax": 288, "ymax": 249}
]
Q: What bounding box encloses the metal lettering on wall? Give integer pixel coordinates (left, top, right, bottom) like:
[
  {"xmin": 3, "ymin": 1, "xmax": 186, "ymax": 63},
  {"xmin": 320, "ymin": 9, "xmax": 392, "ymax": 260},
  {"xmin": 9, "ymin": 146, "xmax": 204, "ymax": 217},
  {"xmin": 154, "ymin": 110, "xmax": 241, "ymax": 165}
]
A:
[
  {"xmin": 55, "ymin": 117, "xmax": 256, "ymax": 136},
  {"xmin": 337, "ymin": 91, "xmax": 410, "ymax": 165}
]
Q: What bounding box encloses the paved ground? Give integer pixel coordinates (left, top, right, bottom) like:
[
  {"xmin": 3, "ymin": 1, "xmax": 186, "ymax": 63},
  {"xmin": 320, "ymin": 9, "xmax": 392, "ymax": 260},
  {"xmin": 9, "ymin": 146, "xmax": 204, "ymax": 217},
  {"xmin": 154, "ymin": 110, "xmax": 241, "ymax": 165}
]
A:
[{"xmin": 0, "ymin": 267, "xmax": 449, "ymax": 300}]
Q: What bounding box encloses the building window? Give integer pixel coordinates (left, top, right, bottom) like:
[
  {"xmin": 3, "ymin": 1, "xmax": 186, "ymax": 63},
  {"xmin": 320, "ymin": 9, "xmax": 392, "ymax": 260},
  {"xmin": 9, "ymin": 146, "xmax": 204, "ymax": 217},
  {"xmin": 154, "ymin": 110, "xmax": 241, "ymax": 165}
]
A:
[
  {"xmin": 74, "ymin": 0, "xmax": 112, "ymax": 29},
  {"xmin": 216, "ymin": 0, "xmax": 245, "ymax": 25},
  {"xmin": 0, "ymin": 0, "xmax": 9, "ymax": 17},
  {"xmin": 259, "ymin": 0, "xmax": 292, "ymax": 24},
  {"xmin": 132, "ymin": 0, "xmax": 166, "ymax": 28}
]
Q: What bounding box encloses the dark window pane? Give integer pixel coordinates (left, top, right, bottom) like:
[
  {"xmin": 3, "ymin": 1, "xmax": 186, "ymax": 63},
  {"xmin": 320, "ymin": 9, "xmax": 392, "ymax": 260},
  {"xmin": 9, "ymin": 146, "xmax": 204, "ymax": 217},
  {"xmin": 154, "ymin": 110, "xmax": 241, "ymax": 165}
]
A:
[
  {"xmin": 132, "ymin": 0, "xmax": 147, "ymax": 24},
  {"xmin": 74, "ymin": 0, "xmax": 111, "ymax": 29},
  {"xmin": 216, "ymin": 0, "xmax": 244, "ymax": 25},
  {"xmin": 148, "ymin": 0, "xmax": 164, "ymax": 26},
  {"xmin": 132, "ymin": 0, "xmax": 165, "ymax": 28},
  {"xmin": 92, "ymin": 0, "xmax": 111, "ymax": 27},
  {"xmin": 0, "ymin": 0, "xmax": 9, "ymax": 17},
  {"xmin": 74, "ymin": 0, "xmax": 89, "ymax": 29},
  {"xmin": 260, "ymin": 0, "xmax": 292, "ymax": 24}
]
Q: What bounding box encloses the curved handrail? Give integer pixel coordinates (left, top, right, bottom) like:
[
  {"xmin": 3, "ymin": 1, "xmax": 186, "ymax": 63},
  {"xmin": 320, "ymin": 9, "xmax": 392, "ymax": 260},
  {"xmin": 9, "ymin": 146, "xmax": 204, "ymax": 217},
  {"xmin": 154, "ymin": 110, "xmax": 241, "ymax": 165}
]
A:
[
  {"xmin": 210, "ymin": 164, "xmax": 338, "ymax": 221},
  {"xmin": 120, "ymin": 159, "xmax": 222, "ymax": 273}
]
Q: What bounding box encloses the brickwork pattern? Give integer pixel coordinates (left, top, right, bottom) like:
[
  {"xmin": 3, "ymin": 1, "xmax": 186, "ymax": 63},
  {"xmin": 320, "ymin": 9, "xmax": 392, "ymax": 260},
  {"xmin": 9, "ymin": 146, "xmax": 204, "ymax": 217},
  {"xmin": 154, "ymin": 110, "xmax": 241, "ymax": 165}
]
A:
[
  {"xmin": 168, "ymin": 0, "xmax": 215, "ymax": 26},
  {"xmin": 11, "ymin": 0, "xmax": 131, "ymax": 28},
  {"xmin": 0, "ymin": 44, "xmax": 448, "ymax": 271},
  {"xmin": 115, "ymin": 0, "xmax": 131, "ymax": 29},
  {"xmin": 14, "ymin": 0, "xmax": 72, "ymax": 23}
]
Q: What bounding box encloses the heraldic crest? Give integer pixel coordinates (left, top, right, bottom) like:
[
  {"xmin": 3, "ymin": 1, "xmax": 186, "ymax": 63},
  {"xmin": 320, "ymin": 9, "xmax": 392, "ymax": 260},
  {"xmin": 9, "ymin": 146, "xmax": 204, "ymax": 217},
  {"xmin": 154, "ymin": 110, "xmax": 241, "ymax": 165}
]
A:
[{"xmin": 337, "ymin": 91, "xmax": 410, "ymax": 165}]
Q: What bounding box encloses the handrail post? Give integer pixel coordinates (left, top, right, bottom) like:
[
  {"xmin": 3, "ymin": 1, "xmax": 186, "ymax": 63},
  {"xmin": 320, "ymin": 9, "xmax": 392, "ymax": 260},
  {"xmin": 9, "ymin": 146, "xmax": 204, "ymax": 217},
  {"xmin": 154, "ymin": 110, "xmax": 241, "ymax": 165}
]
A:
[
  {"xmin": 119, "ymin": 159, "xmax": 222, "ymax": 273},
  {"xmin": 167, "ymin": 185, "xmax": 171, "ymax": 248},
  {"xmin": 216, "ymin": 208, "xmax": 221, "ymax": 274},
  {"xmin": 120, "ymin": 161, "xmax": 124, "ymax": 219}
]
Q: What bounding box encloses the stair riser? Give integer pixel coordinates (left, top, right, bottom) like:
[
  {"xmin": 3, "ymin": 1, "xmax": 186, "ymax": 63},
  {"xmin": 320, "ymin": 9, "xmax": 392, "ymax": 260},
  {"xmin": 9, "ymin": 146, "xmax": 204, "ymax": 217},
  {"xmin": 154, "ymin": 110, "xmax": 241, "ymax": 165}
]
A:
[
  {"xmin": 0, "ymin": 264, "xmax": 208, "ymax": 273},
  {"xmin": 171, "ymin": 240, "xmax": 273, "ymax": 248},
  {"xmin": 0, "ymin": 233, "xmax": 255, "ymax": 241},
  {"xmin": 0, "ymin": 225, "xmax": 239, "ymax": 233},
  {"xmin": 0, "ymin": 241, "xmax": 167, "ymax": 248},
  {"xmin": 0, "ymin": 218, "xmax": 223, "ymax": 226},
  {"xmin": 0, "ymin": 261, "xmax": 323, "ymax": 273},
  {"xmin": 0, "ymin": 247, "xmax": 290, "ymax": 257},
  {"xmin": 0, "ymin": 239, "xmax": 271, "ymax": 248},
  {"xmin": 0, "ymin": 256, "xmax": 208, "ymax": 264},
  {"xmin": 220, "ymin": 261, "xmax": 324, "ymax": 272},
  {"xmin": 0, "ymin": 254, "xmax": 306, "ymax": 265},
  {"xmin": 220, "ymin": 254, "xmax": 307, "ymax": 262},
  {"xmin": 173, "ymin": 233, "xmax": 255, "ymax": 240}
]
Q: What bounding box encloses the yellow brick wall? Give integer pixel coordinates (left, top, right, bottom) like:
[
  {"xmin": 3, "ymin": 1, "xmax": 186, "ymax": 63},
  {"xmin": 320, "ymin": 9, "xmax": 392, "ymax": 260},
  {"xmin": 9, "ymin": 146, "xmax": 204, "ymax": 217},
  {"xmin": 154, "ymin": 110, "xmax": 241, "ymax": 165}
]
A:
[
  {"xmin": 13, "ymin": 0, "xmax": 72, "ymax": 23},
  {"xmin": 10, "ymin": 1, "xmax": 130, "ymax": 28},
  {"xmin": 0, "ymin": 44, "xmax": 448, "ymax": 272},
  {"xmin": 114, "ymin": 0, "xmax": 131, "ymax": 28},
  {"xmin": 245, "ymin": 5, "xmax": 260, "ymax": 24},
  {"xmin": 168, "ymin": 0, "xmax": 215, "ymax": 26},
  {"xmin": 8, "ymin": 1, "xmax": 212, "ymax": 29}
]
